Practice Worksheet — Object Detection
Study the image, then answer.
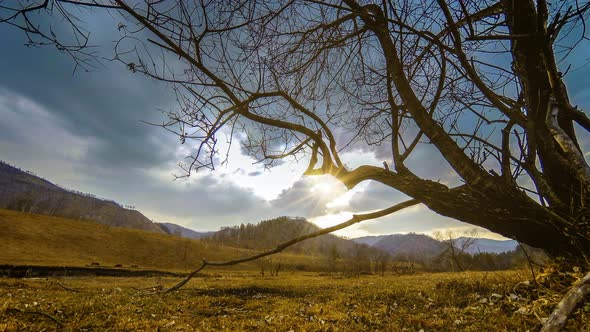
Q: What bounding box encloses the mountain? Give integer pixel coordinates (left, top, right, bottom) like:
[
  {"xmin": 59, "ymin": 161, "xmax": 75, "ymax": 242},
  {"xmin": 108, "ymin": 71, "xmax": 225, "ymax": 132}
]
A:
[
  {"xmin": 208, "ymin": 216, "xmax": 375, "ymax": 258},
  {"xmin": 157, "ymin": 222, "xmax": 214, "ymax": 239},
  {"xmin": 457, "ymin": 237, "xmax": 518, "ymax": 254},
  {"xmin": 352, "ymin": 235, "xmax": 387, "ymax": 247},
  {"xmin": 0, "ymin": 161, "xmax": 164, "ymax": 233},
  {"xmin": 354, "ymin": 234, "xmax": 519, "ymax": 257},
  {"xmin": 357, "ymin": 234, "xmax": 448, "ymax": 259}
]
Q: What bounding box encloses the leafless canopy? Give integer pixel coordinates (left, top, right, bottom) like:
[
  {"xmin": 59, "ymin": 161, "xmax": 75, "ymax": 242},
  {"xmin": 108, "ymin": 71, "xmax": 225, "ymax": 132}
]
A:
[{"xmin": 2, "ymin": 0, "xmax": 590, "ymax": 259}]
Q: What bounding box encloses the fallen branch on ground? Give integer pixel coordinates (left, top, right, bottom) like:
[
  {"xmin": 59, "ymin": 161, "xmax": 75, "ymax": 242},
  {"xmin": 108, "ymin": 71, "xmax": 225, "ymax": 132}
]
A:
[
  {"xmin": 164, "ymin": 199, "xmax": 419, "ymax": 293},
  {"xmin": 5, "ymin": 307, "xmax": 62, "ymax": 326},
  {"xmin": 541, "ymin": 270, "xmax": 590, "ymax": 332},
  {"xmin": 53, "ymin": 280, "xmax": 83, "ymax": 293}
]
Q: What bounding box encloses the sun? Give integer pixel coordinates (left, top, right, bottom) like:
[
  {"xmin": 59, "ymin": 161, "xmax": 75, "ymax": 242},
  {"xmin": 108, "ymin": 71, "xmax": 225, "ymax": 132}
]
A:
[
  {"xmin": 311, "ymin": 181, "xmax": 336, "ymax": 196},
  {"xmin": 308, "ymin": 175, "xmax": 346, "ymax": 198}
]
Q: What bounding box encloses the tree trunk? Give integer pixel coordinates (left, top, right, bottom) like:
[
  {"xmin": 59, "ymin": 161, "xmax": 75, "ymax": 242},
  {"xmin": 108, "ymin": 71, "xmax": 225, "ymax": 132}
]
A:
[{"xmin": 503, "ymin": 0, "xmax": 589, "ymax": 213}]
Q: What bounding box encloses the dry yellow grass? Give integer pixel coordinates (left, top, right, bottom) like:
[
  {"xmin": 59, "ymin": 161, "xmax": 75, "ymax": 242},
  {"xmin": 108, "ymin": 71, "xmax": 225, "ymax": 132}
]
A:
[{"xmin": 0, "ymin": 271, "xmax": 588, "ymax": 331}]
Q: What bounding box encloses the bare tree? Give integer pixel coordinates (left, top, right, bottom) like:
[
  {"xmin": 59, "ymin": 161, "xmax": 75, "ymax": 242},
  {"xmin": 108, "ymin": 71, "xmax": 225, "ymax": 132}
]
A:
[
  {"xmin": 255, "ymin": 257, "xmax": 267, "ymax": 277},
  {"xmin": 268, "ymin": 256, "xmax": 281, "ymax": 276},
  {"xmin": 2, "ymin": 0, "xmax": 590, "ymax": 263},
  {"xmin": 349, "ymin": 243, "xmax": 372, "ymax": 275},
  {"xmin": 370, "ymin": 247, "xmax": 390, "ymax": 276},
  {"xmin": 434, "ymin": 228, "xmax": 479, "ymax": 271},
  {"xmin": 325, "ymin": 243, "xmax": 340, "ymax": 273}
]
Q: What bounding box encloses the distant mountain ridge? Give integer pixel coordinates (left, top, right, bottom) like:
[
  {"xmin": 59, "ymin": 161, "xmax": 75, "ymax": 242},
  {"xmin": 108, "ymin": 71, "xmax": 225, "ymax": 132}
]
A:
[
  {"xmin": 157, "ymin": 222, "xmax": 214, "ymax": 239},
  {"xmin": 352, "ymin": 235, "xmax": 384, "ymax": 247},
  {"xmin": 354, "ymin": 234, "xmax": 447, "ymax": 259},
  {"xmin": 457, "ymin": 237, "xmax": 518, "ymax": 254},
  {"xmin": 354, "ymin": 234, "xmax": 518, "ymax": 256},
  {"xmin": 0, "ymin": 161, "xmax": 164, "ymax": 233}
]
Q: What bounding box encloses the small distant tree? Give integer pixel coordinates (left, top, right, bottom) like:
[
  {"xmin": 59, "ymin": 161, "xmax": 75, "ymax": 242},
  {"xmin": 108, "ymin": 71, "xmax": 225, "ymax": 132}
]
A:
[
  {"xmin": 348, "ymin": 244, "xmax": 372, "ymax": 275},
  {"xmin": 369, "ymin": 248, "xmax": 390, "ymax": 276},
  {"xmin": 391, "ymin": 260, "xmax": 416, "ymax": 275},
  {"xmin": 268, "ymin": 256, "xmax": 282, "ymax": 276},
  {"xmin": 255, "ymin": 258, "xmax": 267, "ymax": 277},
  {"xmin": 326, "ymin": 244, "xmax": 341, "ymax": 273},
  {"xmin": 434, "ymin": 229, "xmax": 480, "ymax": 271}
]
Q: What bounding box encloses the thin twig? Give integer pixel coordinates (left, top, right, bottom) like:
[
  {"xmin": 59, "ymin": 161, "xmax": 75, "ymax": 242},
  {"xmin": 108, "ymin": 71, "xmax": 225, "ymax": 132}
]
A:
[
  {"xmin": 517, "ymin": 242, "xmax": 537, "ymax": 284},
  {"xmin": 164, "ymin": 199, "xmax": 419, "ymax": 293},
  {"xmin": 53, "ymin": 280, "xmax": 82, "ymax": 293},
  {"xmin": 5, "ymin": 307, "xmax": 63, "ymax": 326}
]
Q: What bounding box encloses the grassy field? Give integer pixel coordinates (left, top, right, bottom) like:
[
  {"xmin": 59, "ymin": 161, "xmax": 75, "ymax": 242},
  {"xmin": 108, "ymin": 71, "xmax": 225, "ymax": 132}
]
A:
[
  {"xmin": 0, "ymin": 209, "xmax": 324, "ymax": 272},
  {"xmin": 0, "ymin": 271, "xmax": 588, "ymax": 331}
]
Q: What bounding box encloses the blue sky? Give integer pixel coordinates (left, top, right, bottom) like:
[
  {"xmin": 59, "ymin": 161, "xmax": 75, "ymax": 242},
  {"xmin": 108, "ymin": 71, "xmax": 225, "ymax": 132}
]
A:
[{"xmin": 1, "ymin": 5, "xmax": 589, "ymax": 239}]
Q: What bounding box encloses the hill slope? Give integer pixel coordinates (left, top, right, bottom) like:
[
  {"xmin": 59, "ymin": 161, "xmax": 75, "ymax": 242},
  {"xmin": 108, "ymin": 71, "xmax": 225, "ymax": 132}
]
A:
[
  {"xmin": 353, "ymin": 235, "xmax": 387, "ymax": 247},
  {"xmin": 0, "ymin": 209, "xmax": 234, "ymax": 270},
  {"xmin": 0, "ymin": 209, "xmax": 327, "ymax": 272},
  {"xmin": 370, "ymin": 234, "xmax": 447, "ymax": 258},
  {"xmin": 0, "ymin": 161, "xmax": 163, "ymax": 233}
]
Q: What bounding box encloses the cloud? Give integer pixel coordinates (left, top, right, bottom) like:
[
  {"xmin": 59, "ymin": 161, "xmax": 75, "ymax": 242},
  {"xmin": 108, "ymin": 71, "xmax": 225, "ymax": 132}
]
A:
[
  {"xmin": 0, "ymin": 14, "xmax": 179, "ymax": 172},
  {"xmin": 0, "ymin": 88, "xmax": 96, "ymax": 182},
  {"xmin": 101, "ymin": 170, "xmax": 275, "ymax": 230}
]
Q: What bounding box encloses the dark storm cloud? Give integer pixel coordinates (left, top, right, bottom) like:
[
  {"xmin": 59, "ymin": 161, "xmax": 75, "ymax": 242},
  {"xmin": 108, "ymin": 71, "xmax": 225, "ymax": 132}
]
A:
[
  {"xmin": 404, "ymin": 145, "xmax": 459, "ymax": 185},
  {"xmin": 343, "ymin": 175, "xmax": 470, "ymax": 235},
  {"xmin": 333, "ymin": 126, "xmax": 458, "ymax": 186},
  {"xmin": 0, "ymin": 88, "xmax": 90, "ymax": 161},
  {"xmin": 0, "ymin": 13, "xmax": 177, "ymax": 171}
]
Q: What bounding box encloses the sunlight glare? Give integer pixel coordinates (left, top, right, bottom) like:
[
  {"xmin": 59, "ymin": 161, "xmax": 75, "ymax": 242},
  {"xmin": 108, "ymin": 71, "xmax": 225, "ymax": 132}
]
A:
[{"xmin": 310, "ymin": 181, "xmax": 335, "ymax": 195}]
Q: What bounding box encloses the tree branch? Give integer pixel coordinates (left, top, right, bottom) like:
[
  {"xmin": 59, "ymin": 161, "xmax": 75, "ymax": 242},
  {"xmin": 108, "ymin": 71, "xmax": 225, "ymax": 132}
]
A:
[{"xmin": 570, "ymin": 108, "xmax": 590, "ymax": 133}]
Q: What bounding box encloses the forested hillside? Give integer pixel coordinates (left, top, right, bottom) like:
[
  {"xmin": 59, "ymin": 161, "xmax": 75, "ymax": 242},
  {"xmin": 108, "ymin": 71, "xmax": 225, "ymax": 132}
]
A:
[{"xmin": 208, "ymin": 216, "xmax": 372, "ymax": 259}]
